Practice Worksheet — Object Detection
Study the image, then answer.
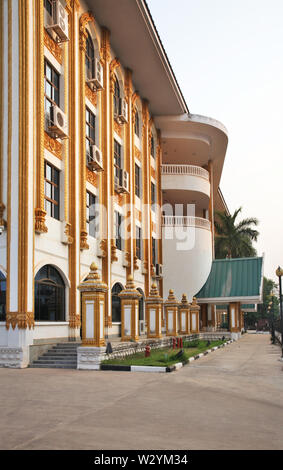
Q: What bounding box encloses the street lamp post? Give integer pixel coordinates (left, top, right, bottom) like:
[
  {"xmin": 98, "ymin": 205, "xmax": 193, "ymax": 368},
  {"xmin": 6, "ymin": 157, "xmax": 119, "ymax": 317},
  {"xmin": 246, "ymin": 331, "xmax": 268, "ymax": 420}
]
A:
[
  {"xmin": 268, "ymin": 299, "xmax": 275, "ymax": 344},
  {"xmin": 275, "ymin": 266, "xmax": 283, "ymax": 359}
]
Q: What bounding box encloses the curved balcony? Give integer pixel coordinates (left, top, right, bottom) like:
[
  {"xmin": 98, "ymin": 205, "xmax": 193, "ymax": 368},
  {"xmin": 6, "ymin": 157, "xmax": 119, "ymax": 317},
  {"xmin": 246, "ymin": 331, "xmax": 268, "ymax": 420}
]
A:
[
  {"xmin": 161, "ymin": 164, "xmax": 210, "ymax": 199},
  {"xmin": 162, "ymin": 215, "xmax": 211, "ymax": 230},
  {"xmin": 162, "ymin": 215, "xmax": 212, "ymax": 302}
]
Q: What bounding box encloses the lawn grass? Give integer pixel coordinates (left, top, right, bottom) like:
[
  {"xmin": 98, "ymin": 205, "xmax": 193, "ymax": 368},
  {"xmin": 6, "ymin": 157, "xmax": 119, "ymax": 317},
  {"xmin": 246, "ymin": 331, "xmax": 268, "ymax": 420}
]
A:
[{"xmin": 102, "ymin": 339, "xmax": 226, "ymax": 367}]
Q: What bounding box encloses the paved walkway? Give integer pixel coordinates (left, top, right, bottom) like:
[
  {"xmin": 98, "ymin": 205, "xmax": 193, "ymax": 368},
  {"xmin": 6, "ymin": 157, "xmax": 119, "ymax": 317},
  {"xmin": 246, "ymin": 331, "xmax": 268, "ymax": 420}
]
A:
[{"xmin": 1, "ymin": 333, "xmax": 283, "ymax": 450}]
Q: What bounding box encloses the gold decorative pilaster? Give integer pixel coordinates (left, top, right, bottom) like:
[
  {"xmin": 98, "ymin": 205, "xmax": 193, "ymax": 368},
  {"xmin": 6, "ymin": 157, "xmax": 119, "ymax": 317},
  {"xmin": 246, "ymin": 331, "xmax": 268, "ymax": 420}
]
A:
[
  {"xmin": 78, "ymin": 262, "xmax": 108, "ymax": 347},
  {"xmin": 119, "ymin": 275, "xmax": 142, "ymax": 342},
  {"xmin": 35, "ymin": 0, "xmax": 47, "ymax": 233},
  {"xmin": 142, "ymin": 100, "xmax": 150, "ymax": 296},
  {"xmin": 145, "ymin": 282, "xmax": 163, "ymax": 338},
  {"xmin": 79, "ymin": 12, "xmax": 94, "ymax": 250},
  {"xmin": 67, "ymin": 0, "xmax": 80, "ymax": 336}
]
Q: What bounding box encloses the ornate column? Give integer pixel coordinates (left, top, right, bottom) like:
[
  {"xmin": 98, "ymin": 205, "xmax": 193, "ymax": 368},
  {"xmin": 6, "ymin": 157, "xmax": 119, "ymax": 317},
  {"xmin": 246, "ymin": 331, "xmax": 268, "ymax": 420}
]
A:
[
  {"xmin": 179, "ymin": 294, "xmax": 190, "ymax": 335},
  {"xmin": 164, "ymin": 289, "xmax": 179, "ymax": 337},
  {"xmin": 3, "ymin": 0, "xmax": 35, "ymax": 368},
  {"xmin": 190, "ymin": 297, "xmax": 200, "ymax": 334},
  {"xmin": 145, "ymin": 282, "xmax": 163, "ymax": 339},
  {"xmin": 119, "ymin": 275, "xmax": 141, "ymax": 342},
  {"xmin": 77, "ymin": 262, "xmax": 108, "ymax": 370},
  {"xmin": 78, "ymin": 262, "xmax": 107, "ymax": 347},
  {"xmin": 229, "ymin": 302, "xmax": 241, "ymax": 334}
]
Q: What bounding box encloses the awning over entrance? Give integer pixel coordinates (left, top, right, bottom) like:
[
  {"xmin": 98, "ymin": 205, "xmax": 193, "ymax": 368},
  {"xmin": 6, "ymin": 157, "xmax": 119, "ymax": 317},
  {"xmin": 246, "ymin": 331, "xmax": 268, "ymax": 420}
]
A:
[{"xmin": 196, "ymin": 257, "xmax": 264, "ymax": 304}]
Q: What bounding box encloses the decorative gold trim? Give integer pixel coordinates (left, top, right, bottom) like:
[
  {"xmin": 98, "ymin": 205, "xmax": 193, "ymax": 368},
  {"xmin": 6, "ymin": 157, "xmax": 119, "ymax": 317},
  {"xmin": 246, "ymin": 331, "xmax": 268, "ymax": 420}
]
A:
[
  {"xmin": 111, "ymin": 243, "xmax": 118, "ymax": 263},
  {"xmin": 86, "ymin": 167, "xmax": 98, "ymax": 186},
  {"xmin": 6, "ymin": 312, "xmax": 34, "ymax": 330},
  {"xmin": 35, "ymin": 208, "xmax": 48, "ymax": 233},
  {"xmin": 80, "ymin": 230, "xmax": 89, "ymax": 250},
  {"xmin": 85, "ymin": 83, "xmax": 97, "ymax": 107},
  {"xmin": 0, "ymin": 203, "xmax": 6, "ymax": 228},
  {"xmin": 67, "ymin": 1, "xmax": 79, "ymax": 333},
  {"xmin": 134, "ymin": 146, "xmax": 141, "ymax": 161},
  {"xmin": 63, "ymin": 221, "xmax": 73, "ymax": 245},
  {"xmin": 69, "ymin": 314, "xmax": 81, "ymax": 329},
  {"xmin": 44, "ymin": 131, "xmax": 63, "ymax": 159},
  {"xmin": 44, "ymin": 28, "xmax": 62, "ymax": 64},
  {"xmin": 35, "ymin": 0, "xmax": 47, "ymax": 233},
  {"xmin": 114, "ymin": 119, "xmax": 122, "ymax": 137},
  {"xmin": 79, "ymin": 12, "xmax": 95, "ymax": 251}
]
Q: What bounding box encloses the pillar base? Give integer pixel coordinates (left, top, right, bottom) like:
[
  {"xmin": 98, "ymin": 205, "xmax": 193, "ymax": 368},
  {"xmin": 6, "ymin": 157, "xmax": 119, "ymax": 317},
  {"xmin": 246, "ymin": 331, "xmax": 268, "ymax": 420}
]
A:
[
  {"xmin": 77, "ymin": 346, "xmax": 106, "ymax": 370},
  {"xmin": 231, "ymin": 332, "xmax": 241, "ymax": 341},
  {"xmin": 0, "ymin": 346, "xmax": 30, "ymax": 368}
]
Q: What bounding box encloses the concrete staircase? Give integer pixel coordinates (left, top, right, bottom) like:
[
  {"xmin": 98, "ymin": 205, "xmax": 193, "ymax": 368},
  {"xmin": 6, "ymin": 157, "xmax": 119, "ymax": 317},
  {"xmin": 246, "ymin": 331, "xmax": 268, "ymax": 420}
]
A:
[{"xmin": 30, "ymin": 342, "xmax": 81, "ymax": 369}]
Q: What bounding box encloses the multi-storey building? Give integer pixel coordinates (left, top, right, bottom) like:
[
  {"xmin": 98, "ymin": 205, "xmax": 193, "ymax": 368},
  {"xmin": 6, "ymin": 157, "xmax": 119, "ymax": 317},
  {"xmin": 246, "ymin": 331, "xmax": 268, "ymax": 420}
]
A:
[{"xmin": 0, "ymin": 0, "xmax": 234, "ymax": 367}]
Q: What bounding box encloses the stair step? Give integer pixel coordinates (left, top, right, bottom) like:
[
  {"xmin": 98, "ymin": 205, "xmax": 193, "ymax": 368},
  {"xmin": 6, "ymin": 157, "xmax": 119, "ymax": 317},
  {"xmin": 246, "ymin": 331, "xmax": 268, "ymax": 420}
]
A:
[
  {"xmin": 31, "ymin": 342, "xmax": 81, "ymax": 369},
  {"xmin": 30, "ymin": 364, "xmax": 77, "ymax": 369}
]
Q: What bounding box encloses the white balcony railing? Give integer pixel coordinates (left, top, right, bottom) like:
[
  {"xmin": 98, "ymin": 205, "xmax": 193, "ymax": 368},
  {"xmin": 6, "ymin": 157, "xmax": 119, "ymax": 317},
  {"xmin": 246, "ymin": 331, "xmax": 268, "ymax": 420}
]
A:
[
  {"xmin": 161, "ymin": 164, "xmax": 209, "ymax": 181},
  {"xmin": 162, "ymin": 216, "xmax": 211, "ymax": 230}
]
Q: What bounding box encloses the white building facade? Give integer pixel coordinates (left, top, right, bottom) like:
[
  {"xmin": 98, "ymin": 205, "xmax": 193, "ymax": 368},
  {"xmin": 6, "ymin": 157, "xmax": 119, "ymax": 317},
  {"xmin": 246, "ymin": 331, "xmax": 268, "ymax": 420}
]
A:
[{"xmin": 0, "ymin": 0, "xmax": 228, "ymax": 367}]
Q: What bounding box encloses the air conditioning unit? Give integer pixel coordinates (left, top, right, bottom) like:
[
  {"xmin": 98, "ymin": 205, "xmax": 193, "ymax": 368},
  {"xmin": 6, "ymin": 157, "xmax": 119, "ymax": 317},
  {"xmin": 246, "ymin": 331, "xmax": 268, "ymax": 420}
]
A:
[
  {"xmin": 119, "ymin": 98, "xmax": 128, "ymax": 123},
  {"xmin": 48, "ymin": 104, "xmax": 68, "ymax": 139},
  {"xmin": 87, "ymin": 146, "xmax": 103, "ymax": 172},
  {"xmin": 121, "ymin": 170, "xmax": 129, "ymax": 193},
  {"xmin": 87, "ymin": 59, "xmax": 103, "ymax": 90},
  {"xmin": 155, "ymin": 264, "xmax": 163, "ymax": 278},
  {"xmin": 45, "ymin": 0, "xmax": 69, "ymax": 43}
]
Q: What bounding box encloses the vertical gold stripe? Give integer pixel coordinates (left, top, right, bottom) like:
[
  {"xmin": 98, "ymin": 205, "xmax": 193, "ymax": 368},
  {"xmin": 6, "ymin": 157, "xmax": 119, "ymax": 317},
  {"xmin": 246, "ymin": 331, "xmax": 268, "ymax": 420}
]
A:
[
  {"xmin": 68, "ymin": 1, "xmax": 79, "ymax": 331},
  {"xmin": 18, "ymin": 0, "xmax": 30, "ymax": 313},
  {"xmin": 6, "ymin": 0, "xmax": 12, "ymax": 314},
  {"xmin": 35, "ymin": 0, "xmax": 46, "ymax": 230}
]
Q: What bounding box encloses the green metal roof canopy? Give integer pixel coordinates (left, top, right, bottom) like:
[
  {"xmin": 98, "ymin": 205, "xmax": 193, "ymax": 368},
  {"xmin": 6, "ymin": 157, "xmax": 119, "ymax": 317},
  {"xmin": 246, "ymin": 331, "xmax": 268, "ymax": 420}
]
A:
[{"xmin": 196, "ymin": 257, "xmax": 263, "ymax": 304}]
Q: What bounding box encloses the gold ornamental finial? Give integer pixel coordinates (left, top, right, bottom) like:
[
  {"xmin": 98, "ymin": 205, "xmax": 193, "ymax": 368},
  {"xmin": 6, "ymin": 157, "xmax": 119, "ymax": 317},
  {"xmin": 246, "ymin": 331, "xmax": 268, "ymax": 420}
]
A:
[
  {"xmin": 181, "ymin": 293, "xmax": 189, "ymax": 304},
  {"xmin": 149, "ymin": 282, "xmax": 159, "ymax": 297},
  {"xmin": 167, "ymin": 289, "xmax": 177, "ymax": 302},
  {"xmin": 87, "ymin": 262, "xmax": 100, "ymax": 281}
]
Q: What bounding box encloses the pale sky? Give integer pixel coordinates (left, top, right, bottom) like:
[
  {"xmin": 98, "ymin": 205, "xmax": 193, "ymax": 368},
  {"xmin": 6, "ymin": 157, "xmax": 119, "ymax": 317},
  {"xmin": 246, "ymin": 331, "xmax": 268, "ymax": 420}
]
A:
[{"xmin": 147, "ymin": 0, "xmax": 283, "ymax": 282}]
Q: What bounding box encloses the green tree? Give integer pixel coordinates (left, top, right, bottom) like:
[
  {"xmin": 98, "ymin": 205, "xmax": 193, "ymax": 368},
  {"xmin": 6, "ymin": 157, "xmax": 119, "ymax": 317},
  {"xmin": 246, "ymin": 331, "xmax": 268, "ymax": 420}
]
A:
[
  {"xmin": 214, "ymin": 207, "xmax": 259, "ymax": 259},
  {"xmin": 246, "ymin": 277, "xmax": 279, "ymax": 327}
]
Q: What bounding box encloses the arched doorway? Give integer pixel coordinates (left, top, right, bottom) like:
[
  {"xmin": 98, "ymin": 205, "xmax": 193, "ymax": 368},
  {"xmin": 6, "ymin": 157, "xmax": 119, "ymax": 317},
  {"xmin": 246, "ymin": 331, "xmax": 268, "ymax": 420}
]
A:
[
  {"xmin": 137, "ymin": 288, "xmax": 145, "ymax": 335},
  {"xmin": 34, "ymin": 265, "xmax": 65, "ymax": 321},
  {"xmin": 0, "ymin": 272, "xmax": 6, "ymax": 322},
  {"xmin": 111, "ymin": 283, "xmax": 123, "ymax": 337}
]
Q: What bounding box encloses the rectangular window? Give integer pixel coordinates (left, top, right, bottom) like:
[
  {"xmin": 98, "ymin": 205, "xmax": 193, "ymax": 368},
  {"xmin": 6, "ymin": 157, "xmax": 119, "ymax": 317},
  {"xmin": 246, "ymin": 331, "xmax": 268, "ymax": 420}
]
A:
[
  {"xmin": 152, "ymin": 237, "xmax": 157, "ymax": 266},
  {"xmin": 86, "ymin": 191, "xmax": 97, "ymax": 238},
  {"xmin": 151, "ymin": 182, "xmax": 156, "ymax": 211},
  {"xmin": 44, "ymin": 161, "xmax": 60, "ymax": 220},
  {"xmin": 86, "ymin": 107, "xmax": 96, "ymax": 160},
  {"xmin": 115, "ymin": 211, "xmax": 122, "ymax": 251},
  {"xmin": 136, "ymin": 226, "xmax": 142, "ymax": 260},
  {"xmin": 114, "ymin": 140, "xmax": 122, "ymax": 180},
  {"xmin": 135, "ymin": 163, "xmax": 141, "ymax": 198},
  {"xmin": 44, "ymin": 59, "xmax": 60, "ymax": 120}
]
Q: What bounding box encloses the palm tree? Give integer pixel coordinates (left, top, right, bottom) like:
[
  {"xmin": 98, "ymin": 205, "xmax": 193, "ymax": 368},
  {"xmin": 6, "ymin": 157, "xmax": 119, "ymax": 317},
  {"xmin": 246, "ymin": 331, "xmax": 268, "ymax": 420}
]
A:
[{"xmin": 214, "ymin": 207, "xmax": 259, "ymax": 259}]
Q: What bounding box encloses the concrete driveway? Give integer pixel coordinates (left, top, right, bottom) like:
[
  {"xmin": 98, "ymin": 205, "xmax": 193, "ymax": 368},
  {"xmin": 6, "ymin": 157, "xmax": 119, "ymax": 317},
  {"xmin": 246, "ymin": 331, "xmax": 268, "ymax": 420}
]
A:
[{"xmin": 1, "ymin": 333, "xmax": 283, "ymax": 450}]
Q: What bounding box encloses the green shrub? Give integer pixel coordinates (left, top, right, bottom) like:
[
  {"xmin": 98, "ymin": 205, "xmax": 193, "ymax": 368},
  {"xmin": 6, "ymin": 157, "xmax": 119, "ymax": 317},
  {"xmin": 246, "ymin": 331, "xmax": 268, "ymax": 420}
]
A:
[{"xmin": 184, "ymin": 339, "xmax": 200, "ymax": 348}]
